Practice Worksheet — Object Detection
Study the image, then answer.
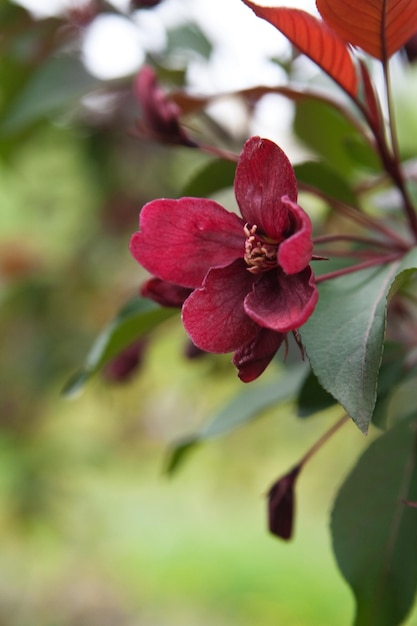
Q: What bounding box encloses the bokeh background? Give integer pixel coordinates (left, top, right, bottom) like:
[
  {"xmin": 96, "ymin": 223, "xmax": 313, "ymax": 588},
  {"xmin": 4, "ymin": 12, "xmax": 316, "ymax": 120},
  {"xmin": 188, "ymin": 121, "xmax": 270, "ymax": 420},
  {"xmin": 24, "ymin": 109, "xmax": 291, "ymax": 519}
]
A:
[{"xmin": 2, "ymin": 0, "xmax": 415, "ymax": 624}]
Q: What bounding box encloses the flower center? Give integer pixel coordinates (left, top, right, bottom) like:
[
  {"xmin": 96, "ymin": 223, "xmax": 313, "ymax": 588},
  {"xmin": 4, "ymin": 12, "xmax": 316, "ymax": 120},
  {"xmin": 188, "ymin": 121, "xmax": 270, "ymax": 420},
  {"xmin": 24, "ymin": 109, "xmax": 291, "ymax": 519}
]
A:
[{"xmin": 244, "ymin": 224, "xmax": 278, "ymax": 274}]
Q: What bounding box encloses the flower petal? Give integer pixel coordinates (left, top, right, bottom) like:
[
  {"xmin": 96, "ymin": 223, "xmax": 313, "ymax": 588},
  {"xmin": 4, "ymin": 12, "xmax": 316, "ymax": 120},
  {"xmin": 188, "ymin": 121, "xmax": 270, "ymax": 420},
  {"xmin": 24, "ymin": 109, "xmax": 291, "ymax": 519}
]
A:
[
  {"xmin": 182, "ymin": 260, "xmax": 259, "ymax": 353},
  {"xmin": 130, "ymin": 198, "xmax": 245, "ymax": 288},
  {"xmin": 278, "ymin": 196, "xmax": 313, "ymax": 274},
  {"xmin": 234, "ymin": 136, "xmax": 298, "ymax": 241},
  {"xmin": 233, "ymin": 328, "xmax": 285, "ymax": 382},
  {"xmin": 140, "ymin": 278, "xmax": 192, "ymax": 307},
  {"xmin": 244, "ymin": 267, "xmax": 318, "ymax": 333}
]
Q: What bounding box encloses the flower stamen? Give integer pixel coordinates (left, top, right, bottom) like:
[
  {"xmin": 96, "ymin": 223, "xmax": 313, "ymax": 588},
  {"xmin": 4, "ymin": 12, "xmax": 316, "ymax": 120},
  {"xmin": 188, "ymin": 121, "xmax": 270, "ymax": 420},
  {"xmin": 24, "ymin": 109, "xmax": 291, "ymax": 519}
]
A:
[{"xmin": 244, "ymin": 223, "xmax": 278, "ymax": 274}]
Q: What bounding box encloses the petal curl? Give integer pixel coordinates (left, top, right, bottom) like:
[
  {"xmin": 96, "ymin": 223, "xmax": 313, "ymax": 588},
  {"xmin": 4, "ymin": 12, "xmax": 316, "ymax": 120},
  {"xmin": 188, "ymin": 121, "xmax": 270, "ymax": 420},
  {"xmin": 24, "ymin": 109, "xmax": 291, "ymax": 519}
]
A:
[
  {"xmin": 278, "ymin": 196, "xmax": 313, "ymax": 274},
  {"xmin": 182, "ymin": 260, "xmax": 259, "ymax": 353},
  {"xmin": 244, "ymin": 267, "xmax": 318, "ymax": 333},
  {"xmin": 233, "ymin": 328, "xmax": 285, "ymax": 382},
  {"xmin": 130, "ymin": 198, "xmax": 245, "ymax": 288},
  {"xmin": 234, "ymin": 137, "xmax": 298, "ymax": 241}
]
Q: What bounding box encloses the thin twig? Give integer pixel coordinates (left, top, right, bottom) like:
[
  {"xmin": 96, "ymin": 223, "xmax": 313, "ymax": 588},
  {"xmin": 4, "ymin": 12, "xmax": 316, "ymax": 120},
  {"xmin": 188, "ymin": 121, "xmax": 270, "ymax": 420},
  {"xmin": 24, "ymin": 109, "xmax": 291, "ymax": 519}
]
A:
[
  {"xmin": 300, "ymin": 182, "xmax": 411, "ymax": 249},
  {"xmin": 315, "ymin": 253, "xmax": 401, "ymax": 283},
  {"xmin": 299, "ymin": 414, "xmax": 350, "ymax": 468}
]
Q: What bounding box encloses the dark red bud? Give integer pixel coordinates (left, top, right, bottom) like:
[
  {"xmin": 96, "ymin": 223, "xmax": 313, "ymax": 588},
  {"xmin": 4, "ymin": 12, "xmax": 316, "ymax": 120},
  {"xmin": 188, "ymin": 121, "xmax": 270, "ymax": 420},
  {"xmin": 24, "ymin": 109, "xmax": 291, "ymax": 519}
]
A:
[
  {"xmin": 267, "ymin": 465, "xmax": 300, "ymax": 541},
  {"xmin": 183, "ymin": 339, "xmax": 206, "ymax": 360},
  {"xmin": 131, "ymin": 0, "xmax": 163, "ymax": 8},
  {"xmin": 133, "ymin": 65, "xmax": 197, "ymax": 147},
  {"xmin": 140, "ymin": 277, "xmax": 192, "ymax": 307},
  {"xmin": 404, "ymin": 32, "xmax": 417, "ymax": 62},
  {"xmin": 103, "ymin": 339, "xmax": 148, "ymax": 383}
]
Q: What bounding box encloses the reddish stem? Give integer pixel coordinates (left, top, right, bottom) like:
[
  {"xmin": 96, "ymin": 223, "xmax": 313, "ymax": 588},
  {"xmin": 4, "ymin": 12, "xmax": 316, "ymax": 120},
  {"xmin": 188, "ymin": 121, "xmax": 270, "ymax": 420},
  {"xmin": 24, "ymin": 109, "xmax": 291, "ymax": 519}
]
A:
[
  {"xmin": 352, "ymin": 67, "xmax": 417, "ymax": 243},
  {"xmin": 299, "ymin": 414, "xmax": 350, "ymax": 468},
  {"xmin": 315, "ymin": 248, "xmax": 392, "ymax": 259},
  {"xmin": 315, "ymin": 253, "xmax": 401, "ymax": 283},
  {"xmin": 199, "ymin": 142, "xmax": 239, "ymax": 162},
  {"xmin": 300, "ymin": 182, "xmax": 411, "ymax": 249},
  {"xmin": 313, "ymin": 233, "xmax": 403, "ymax": 250}
]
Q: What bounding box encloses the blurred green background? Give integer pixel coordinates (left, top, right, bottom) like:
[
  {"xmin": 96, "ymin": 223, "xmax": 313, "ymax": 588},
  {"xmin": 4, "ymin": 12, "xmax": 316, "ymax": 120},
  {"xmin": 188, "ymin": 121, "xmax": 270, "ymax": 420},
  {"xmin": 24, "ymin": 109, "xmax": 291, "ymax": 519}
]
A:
[
  {"xmin": 2, "ymin": 1, "xmax": 416, "ymax": 624},
  {"xmin": 0, "ymin": 98, "xmax": 365, "ymax": 626}
]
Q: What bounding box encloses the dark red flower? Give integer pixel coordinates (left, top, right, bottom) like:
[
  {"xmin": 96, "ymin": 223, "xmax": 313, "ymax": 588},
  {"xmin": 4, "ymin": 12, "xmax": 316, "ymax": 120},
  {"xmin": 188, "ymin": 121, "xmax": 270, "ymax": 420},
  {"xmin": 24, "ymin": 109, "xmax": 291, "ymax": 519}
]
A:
[
  {"xmin": 130, "ymin": 136, "xmax": 318, "ymax": 381},
  {"xmin": 133, "ymin": 65, "xmax": 197, "ymax": 147},
  {"xmin": 268, "ymin": 465, "xmax": 300, "ymax": 540}
]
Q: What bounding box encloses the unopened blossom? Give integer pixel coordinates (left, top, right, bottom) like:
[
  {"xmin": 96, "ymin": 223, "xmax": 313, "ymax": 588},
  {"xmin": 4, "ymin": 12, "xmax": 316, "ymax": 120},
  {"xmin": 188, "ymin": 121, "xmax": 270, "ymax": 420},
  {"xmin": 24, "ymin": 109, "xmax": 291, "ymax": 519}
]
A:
[
  {"xmin": 140, "ymin": 276, "xmax": 192, "ymax": 308},
  {"xmin": 130, "ymin": 136, "xmax": 318, "ymax": 381},
  {"xmin": 103, "ymin": 338, "xmax": 148, "ymax": 382},
  {"xmin": 133, "ymin": 65, "xmax": 197, "ymax": 147},
  {"xmin": 268, "ymin": 466, "xmax": 301, "ymax": 540},
  {"xmin": 131, "ymin": 0, "xmax": 163, "ymax": 7},
  {"xmin": 404, "ymin": 31, "xmax": 417, "ymax": 62}
]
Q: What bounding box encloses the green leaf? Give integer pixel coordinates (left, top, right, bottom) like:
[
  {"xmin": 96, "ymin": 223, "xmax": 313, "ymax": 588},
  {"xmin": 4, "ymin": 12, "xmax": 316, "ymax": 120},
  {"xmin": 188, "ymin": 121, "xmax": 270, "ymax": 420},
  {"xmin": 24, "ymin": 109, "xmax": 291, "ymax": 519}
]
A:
[
  {"xmin": 331, "ymin": 416, "xmax": 417, "ymax": 626},
  {"xmin": 63, "ymin": 297, "xmax": 176, "ymax": 397},
  {"xmin": 377, "ymin": 365, "xmax": 417, "ymax": 431},
  {"xmin": 300, "ymin": 249, "xmax": 417, "ymax": 433},
  {"xmin": 165, "ymin": 365, "xmax": 307, "ymax": 474},
  {"xmin": 0, "ymin": 55, "xmax": 98, "ymax": 136},
  {"xmin": 294, "ymin": 99, "xmax": 379, "ymax": 176},
  {"xmin": 297, "ymin": 368, "xmax": 337, "ymax": 418},
  {"xmin": 164, "ymin": 437, "xmax": 200, "ymax": 474},
  {"xmin": 183, "ymin": 158, "xmax": 236, "ymax": 197},
  {"xmin": 166, "ymin": 23, "xmax": 212, "ymax": 60},
  {"xmin": 297, "ymin": 348, "xmax": 409, "ymax": 423},
  {"xmin": 371, "ymin": 345, "xmax": 409, "ymax": 429},
  {"xmin": 395, "ymin": 66, "xmax": 417, "ymax": 160},
  {"xmin": 295, "ymin": 161, "xmax": 358, "ymax": 205}
]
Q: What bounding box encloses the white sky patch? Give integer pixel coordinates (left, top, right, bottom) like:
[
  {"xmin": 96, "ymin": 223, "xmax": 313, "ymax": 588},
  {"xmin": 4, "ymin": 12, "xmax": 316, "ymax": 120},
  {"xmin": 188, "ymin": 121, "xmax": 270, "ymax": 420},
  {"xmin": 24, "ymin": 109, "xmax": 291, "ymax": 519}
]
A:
[
  {"xmin": 13, "ymin": 0, "xmax": 318, "ymax": 147},
  {"xmin": 82, "ymin": 14, "xmax": 145, "ymax": 79},
  {"xmin": 14, "ymin": 0, "xmax": 317, "ymax": 85},
  {"xmin": 15, "ymin": 0, "xmax": 132, "ymax": 14},
  {"xmin": 133, "ymin": 9, "xmax": 167, "ymax": 54},
  {"xmin": 13, "ymin": 0, "xmax": 70, "ymax": 17}
]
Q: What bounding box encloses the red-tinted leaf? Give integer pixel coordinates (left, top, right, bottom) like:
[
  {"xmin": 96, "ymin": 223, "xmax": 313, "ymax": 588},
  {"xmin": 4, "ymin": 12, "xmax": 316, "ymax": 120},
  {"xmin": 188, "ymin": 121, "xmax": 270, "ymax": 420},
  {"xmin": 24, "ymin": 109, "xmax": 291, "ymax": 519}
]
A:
[
  {"xmin": 358, "ymin": 59, "xmax": 383, "ymax": 132},
  {"xmin": 242, "ymin": 1, "xmax": 358, "ymax": 97},
  {"xmin": 317, "ymin": 0, "xmax": 417, "ymax": 60}
]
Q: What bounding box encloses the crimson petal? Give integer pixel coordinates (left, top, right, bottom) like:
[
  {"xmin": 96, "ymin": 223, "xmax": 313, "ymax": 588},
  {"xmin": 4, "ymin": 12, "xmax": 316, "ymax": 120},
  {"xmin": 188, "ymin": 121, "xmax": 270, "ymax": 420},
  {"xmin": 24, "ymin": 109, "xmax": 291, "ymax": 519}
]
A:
[
  {"xmin": 234, "ymin": 137, "xmax": 298, "ymax": 241},
  {"xmin": 130, "ymin": 198, "xmax": 245, "ymax": 288},
  {"xmin": 233, "ymin": 328, "xmax": 285, "ymax": 382},
  {"xmin": 244, "ymin": 267, "xmax": 318, "ymax": 333},
  {"xmin": 140, "ymin": 278, "xmax": 192, "ymax": 307},
  {"xmin": 182, "ymin": 260, "xmax": 259, "ymax": 353},
  {"xmin": 278, "ymin": 197, "xmax": 313, "ymax": 274}
]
